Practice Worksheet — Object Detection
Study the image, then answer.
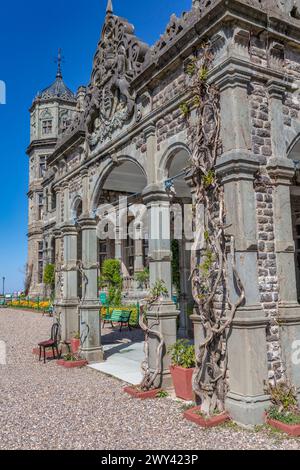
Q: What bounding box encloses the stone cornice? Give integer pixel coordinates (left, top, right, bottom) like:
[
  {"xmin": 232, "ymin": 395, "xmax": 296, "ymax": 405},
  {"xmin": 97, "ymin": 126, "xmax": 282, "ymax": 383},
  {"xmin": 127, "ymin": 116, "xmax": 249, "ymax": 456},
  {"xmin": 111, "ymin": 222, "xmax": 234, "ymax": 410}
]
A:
[
  {"xmin": 134, "ymin": 0, "xmax": 300, "ymax": 94},
  {"xmin": 26, "ymin": 138, "xmax": 57, "ymax": 156}
]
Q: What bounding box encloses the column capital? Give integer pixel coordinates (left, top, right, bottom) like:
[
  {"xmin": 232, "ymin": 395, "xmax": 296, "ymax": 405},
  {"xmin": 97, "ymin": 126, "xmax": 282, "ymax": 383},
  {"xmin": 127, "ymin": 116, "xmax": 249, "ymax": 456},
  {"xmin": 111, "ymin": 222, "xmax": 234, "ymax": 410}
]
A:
[
  {"xmin": 60, "ymin": 223, "xmax": 78, "ymax": 235},
  {"xmin": 214, "ymin": 66, "xmax": 252, "ymax": 92},
  {"xmin": 142, "ymin": 183, "xmax": 170, "ymax": 204},
  {"xmin": 78, "ymin": 216, "xmax": 97, "ymax": 230},
  {"xmin": 216, "ymin": 151, "xmax": 261, "ymax": 183},
  {"xmin": 61, "ymin": 180, "xmax": 69, "ymax": 189},
  {"xmin": 80, "ymin": 166, "xmax": 89, "ymax": 177},
  {"xmin": 267, "ymin": 158, "xmax": 295, "ymax": 186},
  {"xmin": 53, "ymin": 228, "xmax": 62, "ymax": 238},
  {"xmin": 267, "ymin": 79, "xmax": 287, "ymax": 100},
  {"xmin": 143, "ymin": 122, "xmax": 156, "ymax": 139}
]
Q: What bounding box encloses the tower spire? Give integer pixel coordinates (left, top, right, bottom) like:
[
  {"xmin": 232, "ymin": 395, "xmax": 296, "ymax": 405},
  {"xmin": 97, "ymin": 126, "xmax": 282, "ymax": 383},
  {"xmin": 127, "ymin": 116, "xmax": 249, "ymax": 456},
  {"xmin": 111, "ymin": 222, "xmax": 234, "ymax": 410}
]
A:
[
  {"xmin": 106, "ymin": 0, "xmax": 113, "ymax": 15},
  {"xmin": 55, "ymin": 48, "xmax": 63, "ymax": 79}
]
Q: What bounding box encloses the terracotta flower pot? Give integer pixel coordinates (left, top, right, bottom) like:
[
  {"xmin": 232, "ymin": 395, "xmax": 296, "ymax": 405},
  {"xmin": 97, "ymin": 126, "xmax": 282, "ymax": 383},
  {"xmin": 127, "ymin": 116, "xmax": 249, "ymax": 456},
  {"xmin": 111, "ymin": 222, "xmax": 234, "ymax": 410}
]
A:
[
  {"xmin": 265, "ymin": 414, "xmax": 300, "ymax": 436},
  {"xmin": 184, "ymin": 406, "xmax": 230, "ymax": 428},
  {"xmin": 124, "ymin": 386, "xmax": 162, "ymax": 399},
  {"xmin": 57, "ymin": 359, "xmax": 88, "ymax": 368},
  {"xmin": 170, "ymin": 365, "xmax": 195, "ymax": 401},
  {"xmin": 70, "ymin": 338, "xmax": 80, "ymax": 354}
]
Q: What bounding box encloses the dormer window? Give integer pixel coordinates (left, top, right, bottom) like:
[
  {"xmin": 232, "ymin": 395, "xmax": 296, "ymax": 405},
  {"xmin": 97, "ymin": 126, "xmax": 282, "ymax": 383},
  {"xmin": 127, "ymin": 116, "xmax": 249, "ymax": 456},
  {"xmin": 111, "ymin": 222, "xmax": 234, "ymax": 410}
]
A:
[{"xmin": 42, "ymin": 119, "xmax": 53, "ymax": 135}]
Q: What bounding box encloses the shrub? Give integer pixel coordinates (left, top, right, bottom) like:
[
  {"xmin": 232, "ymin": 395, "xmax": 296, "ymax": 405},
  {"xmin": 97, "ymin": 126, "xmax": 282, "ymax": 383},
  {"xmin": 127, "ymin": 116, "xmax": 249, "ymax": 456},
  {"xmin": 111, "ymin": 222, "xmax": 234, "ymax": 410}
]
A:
[
  {"xmin": 99, "ymin": 259, "xmax": 122, "ymax": 305},
  {"xmin": 168, "ymin": 339, "xmax": 195, "ymax": 368},
  {"xmin": 135, "ymin": 268, "xmax": 149, "ymax": 289}
]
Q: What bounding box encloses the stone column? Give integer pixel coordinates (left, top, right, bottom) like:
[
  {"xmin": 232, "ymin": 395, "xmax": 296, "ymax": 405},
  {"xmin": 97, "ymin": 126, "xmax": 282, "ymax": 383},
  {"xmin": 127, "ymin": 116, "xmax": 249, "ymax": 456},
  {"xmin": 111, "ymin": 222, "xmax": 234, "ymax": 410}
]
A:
[
  {"xmin": 213, "ymin": 69, "xmax": 270, "ymax": 425},
  {"xmin": 216, "ymin": 152, "xmax": 270, "ymax": 425},
  {"xmin": 60, "ymin": 223, "xmax": 79, "ymax": 341},
  {"xmin": 79, "ymin": 217, "xmax": 104, "ymax": 363},
  {"xmin": 134, "ymin": 239, "xmax": 144, "ymax": 273},
  {"xmin": 142, "ymin": 184, "xmax": 179, "ymax": 387},
  {"xmin": 185, "ymin": 174, "xmax": 205, "ymax": 346},
  {"xmin": 53, "ymin": 228, "xmax": 63, "ymax": 302},
  {"xmin": 266, "ymin": 79, "xmax": 300, "ymax": 395}
]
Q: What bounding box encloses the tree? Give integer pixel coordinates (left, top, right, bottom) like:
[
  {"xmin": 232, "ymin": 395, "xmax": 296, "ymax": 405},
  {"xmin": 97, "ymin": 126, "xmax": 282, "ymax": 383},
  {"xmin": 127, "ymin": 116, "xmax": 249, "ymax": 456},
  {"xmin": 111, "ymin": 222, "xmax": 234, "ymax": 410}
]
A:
[
  {"xmin": 99, "ymin": 259, "xmax": 122, "ymax": 305},
  {"xmin": 43, "ymin": 263, "xmax": 55, "ymax": 299}
]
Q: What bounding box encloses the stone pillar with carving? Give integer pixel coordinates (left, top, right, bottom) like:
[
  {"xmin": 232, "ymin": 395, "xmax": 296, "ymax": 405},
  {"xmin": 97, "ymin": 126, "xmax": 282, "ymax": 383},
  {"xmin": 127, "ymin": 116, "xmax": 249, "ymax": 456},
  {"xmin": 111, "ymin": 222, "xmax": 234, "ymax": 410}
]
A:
[
  {"xmin": 214, "ymin": 71, "xmax": 270, "ymax": 425},
  {"xmin": 79, "ymin": 217, "xmax": 103, "ymax": 363},
  {"xmin": 60, "ymin": 223, "xmax": 79, "ymax": 341},
  {"xmin": 267, "ymin": 80, "xmax": 300, "ymax": 396},
  {"xmin": 142, "ymin": 184, "xmax": 179, "ymax": 387}
]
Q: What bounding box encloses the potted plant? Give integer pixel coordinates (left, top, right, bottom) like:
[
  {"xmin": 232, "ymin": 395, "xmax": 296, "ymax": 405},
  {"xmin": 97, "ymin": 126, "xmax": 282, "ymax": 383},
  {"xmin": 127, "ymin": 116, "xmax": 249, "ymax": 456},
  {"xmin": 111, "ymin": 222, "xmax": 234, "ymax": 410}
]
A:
[
  {"xmin": 71, "ymin": 331, "xmax": 81, "ymax": 354},
  {"xmin": 57, "ymin": 352, "xmax": 88, "ymax": 368},
  {"xmin": 168, "ymin": 339, "xmax": 196, "ymax": 401},
  {"xmin": 265, "ymin": 382, "xmax": 300, "ymax": 436},
  {"xmin": 183, "ymin": 405, "xmax": 230, "ymax": 428}
]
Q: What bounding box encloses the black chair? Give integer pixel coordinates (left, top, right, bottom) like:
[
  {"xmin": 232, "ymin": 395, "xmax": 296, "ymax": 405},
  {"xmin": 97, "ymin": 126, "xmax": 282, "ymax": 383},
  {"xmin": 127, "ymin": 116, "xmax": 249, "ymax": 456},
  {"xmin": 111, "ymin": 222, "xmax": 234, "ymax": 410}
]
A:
[{"xmin": 38, "ymin": 323, "xmax": 60, "ymax": 363}]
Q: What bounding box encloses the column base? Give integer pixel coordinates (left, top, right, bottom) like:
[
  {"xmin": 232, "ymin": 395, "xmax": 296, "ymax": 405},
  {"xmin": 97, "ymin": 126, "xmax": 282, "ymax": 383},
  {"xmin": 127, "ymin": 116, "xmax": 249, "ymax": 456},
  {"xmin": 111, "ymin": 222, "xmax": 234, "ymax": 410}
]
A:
[
  {"xmin": 79, "ymin": 301, "xmax": 103, "ymax": 364},
  {"xmin": 80, "ymin": 346, "xmax": 104, "ymax": 363},
  {"xmin": 146, "ymin": 301, "xmax": 179, "ymax": 388},
  {"xmin": 226, "ymin": 392, "xmax": 270, "ymax": 427},
  {"xmin": 59, "ymin": 299, "xmax": 79, "ymax": 341},
  {"xmin": 278, "ymin": 302, "xmax": 300, "ymax": 391}
]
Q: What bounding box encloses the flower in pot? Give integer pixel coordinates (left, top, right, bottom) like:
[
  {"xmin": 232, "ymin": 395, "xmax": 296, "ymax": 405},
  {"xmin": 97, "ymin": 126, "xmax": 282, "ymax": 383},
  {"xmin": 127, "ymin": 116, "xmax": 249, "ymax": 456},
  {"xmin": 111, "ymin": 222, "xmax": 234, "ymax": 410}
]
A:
[
  {"xmin": 265, "ymin": 382, "xmax": 300, "ymax": 436},
  {"xmin": 70, "ymin": 331, "xmax": 81, "ymax": 354},
  {"xmin": 168, "ymin": 339, "xmax": 195, "ymax": 401}
]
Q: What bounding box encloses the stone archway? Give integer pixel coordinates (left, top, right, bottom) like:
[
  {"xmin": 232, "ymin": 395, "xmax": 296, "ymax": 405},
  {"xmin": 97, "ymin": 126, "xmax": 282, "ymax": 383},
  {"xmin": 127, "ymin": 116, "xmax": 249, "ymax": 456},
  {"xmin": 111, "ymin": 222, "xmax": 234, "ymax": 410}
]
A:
[{"xmin": 162, "ymin": 145, "xmax": 194, "ymax": 338}]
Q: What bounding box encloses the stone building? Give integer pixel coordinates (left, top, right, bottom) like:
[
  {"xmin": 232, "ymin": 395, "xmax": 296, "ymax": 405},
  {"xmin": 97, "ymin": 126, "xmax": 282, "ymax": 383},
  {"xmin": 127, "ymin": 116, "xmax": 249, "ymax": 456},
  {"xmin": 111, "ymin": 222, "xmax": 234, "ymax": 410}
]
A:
[{"xmin": 27, "ymin": 0, "xmax": 300, "ymax": 425}]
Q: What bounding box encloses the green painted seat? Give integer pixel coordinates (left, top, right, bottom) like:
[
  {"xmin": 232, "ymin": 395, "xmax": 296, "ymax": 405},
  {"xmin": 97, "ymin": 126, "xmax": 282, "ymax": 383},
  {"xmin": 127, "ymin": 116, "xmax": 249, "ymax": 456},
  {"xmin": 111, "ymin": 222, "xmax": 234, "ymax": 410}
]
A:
[
  {"xmin": 103, "ymin": 309, "xmax": 131, "ymax": 331},
  {"xmin": 0, "ymin": 298, "xmax": 7, "ymax": 308}
]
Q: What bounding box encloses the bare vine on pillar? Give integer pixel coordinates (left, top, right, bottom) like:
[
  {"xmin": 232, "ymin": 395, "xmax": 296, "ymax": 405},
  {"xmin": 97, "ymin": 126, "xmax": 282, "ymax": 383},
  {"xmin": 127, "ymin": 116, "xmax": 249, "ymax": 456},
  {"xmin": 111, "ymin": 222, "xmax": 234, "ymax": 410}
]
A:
[
  {"xmin": 182, "ymin": 42, "xmax": 245, "ymax": 415},
  {"xmin": 139, "ymin": 280, "xmax": 168, "ymax": 391}
]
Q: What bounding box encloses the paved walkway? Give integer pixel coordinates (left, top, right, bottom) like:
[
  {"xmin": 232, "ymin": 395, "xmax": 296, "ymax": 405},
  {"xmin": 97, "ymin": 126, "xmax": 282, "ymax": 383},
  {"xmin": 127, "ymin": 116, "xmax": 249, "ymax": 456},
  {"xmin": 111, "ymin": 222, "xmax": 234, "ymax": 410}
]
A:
[{"xmin": 0, "ymin": 308, "xmax": 300, "ymax": 450}]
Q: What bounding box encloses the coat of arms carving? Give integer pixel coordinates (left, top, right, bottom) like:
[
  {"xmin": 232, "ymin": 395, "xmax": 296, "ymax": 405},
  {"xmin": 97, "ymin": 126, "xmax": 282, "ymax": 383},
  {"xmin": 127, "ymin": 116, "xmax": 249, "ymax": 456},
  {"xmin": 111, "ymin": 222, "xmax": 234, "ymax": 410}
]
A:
[{"xmin": 84, "ymin": 9, "xmax": 149, "ymax": 150}]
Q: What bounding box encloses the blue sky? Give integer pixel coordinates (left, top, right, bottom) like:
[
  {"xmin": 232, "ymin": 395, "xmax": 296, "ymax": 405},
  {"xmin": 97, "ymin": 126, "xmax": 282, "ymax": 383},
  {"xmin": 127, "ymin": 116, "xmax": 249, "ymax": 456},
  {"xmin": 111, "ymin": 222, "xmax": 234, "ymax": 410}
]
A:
[{"xmin": 0, "ymin": 0, "xmax": 191, "ymax": 293}]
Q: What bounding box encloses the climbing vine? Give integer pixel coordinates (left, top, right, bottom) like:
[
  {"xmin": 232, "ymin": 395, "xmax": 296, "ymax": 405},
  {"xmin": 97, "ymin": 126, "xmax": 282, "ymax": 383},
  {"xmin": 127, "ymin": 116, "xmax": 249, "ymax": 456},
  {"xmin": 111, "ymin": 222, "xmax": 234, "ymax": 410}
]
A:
[
  {"xmin": 139, "ymin": 280, "xmax": 168, "ymax": 391},
  {"xmin": 182, "ymin": 42, "xmax": 245, "ymax": 415}
]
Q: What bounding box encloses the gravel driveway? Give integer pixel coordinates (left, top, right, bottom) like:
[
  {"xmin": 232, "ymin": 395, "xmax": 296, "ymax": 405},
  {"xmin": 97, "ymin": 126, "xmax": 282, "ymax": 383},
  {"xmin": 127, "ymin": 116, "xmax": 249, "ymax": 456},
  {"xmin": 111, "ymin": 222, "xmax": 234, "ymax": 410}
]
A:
[{"xmin": 0, "ymin": 308, "xmax": 300, "ymax": 450}]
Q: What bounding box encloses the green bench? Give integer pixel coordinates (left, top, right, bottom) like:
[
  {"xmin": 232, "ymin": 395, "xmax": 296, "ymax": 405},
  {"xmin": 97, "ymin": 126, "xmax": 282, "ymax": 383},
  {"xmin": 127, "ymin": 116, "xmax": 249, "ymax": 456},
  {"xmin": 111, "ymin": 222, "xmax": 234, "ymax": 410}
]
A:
[
  {"xmin": 102, "ymin": 309, "xmax": 132, "ymax": 331},
  {"xmin": 43, "ymin": 305, "xmax": 54, "ymax": 317},
  {"xmin": 0, "ymin": 299, "xmax": 7, "ymax": 308}
]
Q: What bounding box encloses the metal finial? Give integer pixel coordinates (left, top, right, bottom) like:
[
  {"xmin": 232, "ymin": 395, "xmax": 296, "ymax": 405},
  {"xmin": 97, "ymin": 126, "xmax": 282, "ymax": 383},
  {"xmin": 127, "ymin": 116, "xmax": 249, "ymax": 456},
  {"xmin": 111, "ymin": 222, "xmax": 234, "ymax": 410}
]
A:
[
  {"xmin": 55, "ymin": 48, "xmax": 64, "ymax": 79},
  {"xmin": 106, "ymin": 0, "xmax": 113, "ymax": 15}
]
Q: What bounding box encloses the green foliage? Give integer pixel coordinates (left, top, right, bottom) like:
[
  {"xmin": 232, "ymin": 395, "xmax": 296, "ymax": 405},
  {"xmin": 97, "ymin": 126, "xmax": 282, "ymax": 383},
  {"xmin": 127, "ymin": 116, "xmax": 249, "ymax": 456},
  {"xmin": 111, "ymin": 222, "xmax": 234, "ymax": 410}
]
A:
[
  {"xmin": 156, "ymin": 390, "xmax": 169, "ymax": 398},
  {"xmin": 149, "ymin": 280, "xmax": 168, "ymax": 301},
  {"xmin": 100, "ymin": 259, "xmax": 122, "ymax": 306},
  {"xmin": 198, "ymin": 66, "xmax": 209, "ymax": 82},
  {"xmin": 185, "ymin": 59, "xmax": 196, "ymax": 76},
  {"xmin": 63, "ymin": 353, "xmax": 78, "ymax": 362},
  {"xmin": 171, "ymin": 240, "xmax": 181, "ymax": 296},
  {"xmin": 135, "ymin": 268, "xmax": 149, "ymax": 289},
  {"xmin": 179, "ymin": 103, "xmax": 190, "ymax": 118},
  {"xmin": 43, "ymin": 264, "xmax": 55, "ymax": 299},
  {"xmin": 72, "ymin": 331, "xmax": 80, "ymax": 340},
  {"xmin": 204, "ymin": 230, "xmax": 210, "ymax": 243},
  {"xmin": 200, "ymin": 249, "xmax": 215, "ymax": 277},
  {"xmin": 268, "ymin": 405, "xmax": 300, "ymax": 425},
  {"xmin": 202, "ymin": 170, "xmax": 215, "ymax": 188},
  {"xmin": 168, "ymin": 339, "xmax": 195, "ymax": 369},
  {"xmin": 268, "ymin": 382, "xmax": 298, "ymax": 411}
]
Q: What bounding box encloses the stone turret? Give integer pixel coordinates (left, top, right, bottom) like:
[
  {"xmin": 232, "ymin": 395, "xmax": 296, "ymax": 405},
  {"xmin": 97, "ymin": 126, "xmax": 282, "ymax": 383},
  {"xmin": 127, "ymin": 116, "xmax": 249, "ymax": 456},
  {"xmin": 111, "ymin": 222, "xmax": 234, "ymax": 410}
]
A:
[{"xmin": 27, "ymin": 51, "xmax": 77, "ymax": 297}]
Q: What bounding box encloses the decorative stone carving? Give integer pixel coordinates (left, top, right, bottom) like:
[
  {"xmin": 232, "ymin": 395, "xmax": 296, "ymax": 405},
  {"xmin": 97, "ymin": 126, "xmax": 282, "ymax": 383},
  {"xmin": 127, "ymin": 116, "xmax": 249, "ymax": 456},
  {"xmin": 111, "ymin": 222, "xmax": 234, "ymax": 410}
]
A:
[{"xmin": 83, "ymin": 10, "xmax": 149, "ymax": 150}]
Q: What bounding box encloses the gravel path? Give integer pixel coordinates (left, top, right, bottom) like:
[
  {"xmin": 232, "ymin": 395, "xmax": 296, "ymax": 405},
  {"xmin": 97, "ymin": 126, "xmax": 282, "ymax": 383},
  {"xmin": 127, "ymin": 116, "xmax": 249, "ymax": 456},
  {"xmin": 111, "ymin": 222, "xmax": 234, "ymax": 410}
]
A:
[{"xmin": 0, "ymin": 308, "xmax": 300, "ymax": 450}]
